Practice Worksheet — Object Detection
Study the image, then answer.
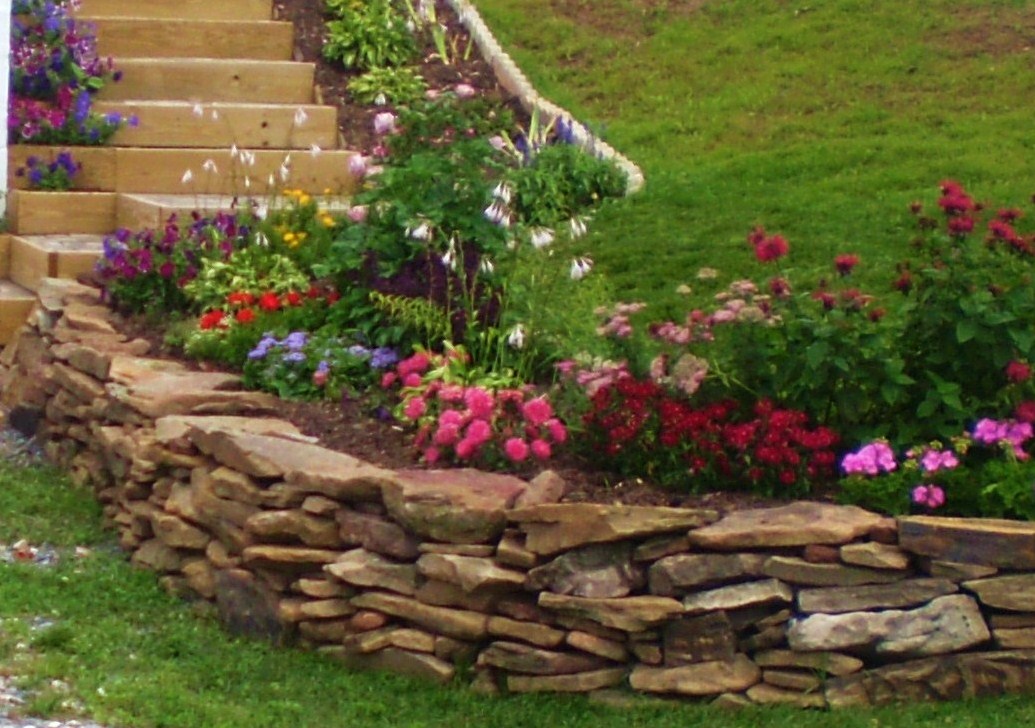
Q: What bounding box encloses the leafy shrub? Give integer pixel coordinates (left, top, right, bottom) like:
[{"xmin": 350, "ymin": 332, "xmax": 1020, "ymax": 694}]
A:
[
  {"xmin": 184, "ymin": 247, "xmax": 310, "ymax": 312},
  {"xmin": 347, "ymin": 66, "xmax": 427, "ymax": 105},
  {"xmin": 322, "ymin": 0, "xmax": 416, "ymax": 72},
  {"xmin": 507, "ymin": 143, "xmax": 627, "ymax": 226},
  {"xmin": 386, "ymin": 93, "xmax": 513, "ymax": 160}
]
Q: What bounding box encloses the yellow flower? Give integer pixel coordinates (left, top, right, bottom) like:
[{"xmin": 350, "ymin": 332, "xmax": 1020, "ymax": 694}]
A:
[
  {"xmin": 299, "ymin": 194, "xmax": 312, "ymax": 206},
  {"xmin": 321, "ymin": 215, "xmax": 335, "ymax": 228},
  {"xmin": 296, "ymin": 232, "xmax": 308, "ymax": 242}
]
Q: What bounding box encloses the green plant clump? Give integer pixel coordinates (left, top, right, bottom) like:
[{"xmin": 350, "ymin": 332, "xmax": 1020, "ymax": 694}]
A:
[{"xmin": 322, "ymin": 0, "xmax": 417, "ymax": 72}]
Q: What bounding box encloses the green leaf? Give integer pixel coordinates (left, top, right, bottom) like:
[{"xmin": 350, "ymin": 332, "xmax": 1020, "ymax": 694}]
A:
[
  {"xmin": 805, "ymin": 341, "xmax": 829, "ymax": 369},
  {"xmin": 955, "ymin": 318, "xmax": 978, "ymax": 343}
]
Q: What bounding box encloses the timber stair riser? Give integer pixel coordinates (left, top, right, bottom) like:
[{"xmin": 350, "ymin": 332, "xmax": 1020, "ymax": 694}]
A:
[
  {"xmin": 89, "ymin": 19, "xmax": 294, "ymax": 61},
  {"xmin": 96, "ymin": 60, "xmax": 316, "ymax": 105},
  {"xmin": 77, "ymin": 0, "xmax": 273, "ymax": 21}
]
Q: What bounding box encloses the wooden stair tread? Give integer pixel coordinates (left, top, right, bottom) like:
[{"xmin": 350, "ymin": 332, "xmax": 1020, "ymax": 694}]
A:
[{"xmin": 77, "ymin": 0, "xmax": 273, "ymax": 21}]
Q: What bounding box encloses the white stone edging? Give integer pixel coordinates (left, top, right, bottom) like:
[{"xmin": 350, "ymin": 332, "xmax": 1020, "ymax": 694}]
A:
[{"xmin": 447, "ymin": 0, "xmax": 645, "ymax": 195}]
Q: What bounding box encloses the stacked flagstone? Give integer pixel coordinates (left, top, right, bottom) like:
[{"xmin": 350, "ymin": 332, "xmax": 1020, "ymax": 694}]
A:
[{"xmin": 5, "ymin": 279, "xmax": 1035, "ymax": 708}]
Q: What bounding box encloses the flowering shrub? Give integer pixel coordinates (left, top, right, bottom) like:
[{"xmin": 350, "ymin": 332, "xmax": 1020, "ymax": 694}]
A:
[
  {"xmin": 15, "ymin": 150, "xmax": 80, "ymax": 190},
  {"xmin": 184, "ymin": 246, "xmax": 310, "ymax": 312},
  {"xmin": 10, "ymin": 0, "xmax": 136, "ymax": 145},
  {"xmin": 382, "ymin": 348, "xmax": 568, "ymax": 468},
  {"xmin": 242, "ymin": 330, "xmax": 398, "ymax": 400},
  {"xmin": 95, "ymin": 213, "xmax": 250, "ymax": 314},
  {"xmin": 839, "ymin": 413, "xmax": 1035, "ymax": 519},
  {"xmin": 577, "ymin": 375, "xmax": 839, "ymax": 496},
  {"xmin": 262, "ymin": 188, "xmax": 340, "ymax": 275}
]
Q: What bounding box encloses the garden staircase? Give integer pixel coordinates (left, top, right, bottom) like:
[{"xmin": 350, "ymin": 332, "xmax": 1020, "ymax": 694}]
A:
[{"xmin": 1, "ymin": 0, "xmax": 361, "ymax": 343}]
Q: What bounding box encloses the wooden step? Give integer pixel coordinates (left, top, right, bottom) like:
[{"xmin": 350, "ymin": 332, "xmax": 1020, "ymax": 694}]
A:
[
  {"xmin": 7, "ymin": 191, "xmax": 117, "ymax": 235},
  {"xmin": 0, "ymin": 279, "xmax": 37, "ymax": 346},
  {"xmin": 117, "ymin": 193, "xmax": 353, "ymax": 232},
  {"xmin": 91, "ymin": 18, "xmax": 294, "ymax": 60},
  {"xmin": 8, "ymin": 146, "xmax": 362, "ymax": 197},
  {"xmin": 9, "ymin": 235, "xmax": 106, "ymax": 293},
  {"xmin": 94, "ymin": 101, "xmax": 338, "ymax": 149},
  {"xmin": 97, "ymin": 59, "xmax": 315, "ymax": 104},
  {"xmin": 78, "ymin": 0, "xmax": 272, "ymax": 21}
]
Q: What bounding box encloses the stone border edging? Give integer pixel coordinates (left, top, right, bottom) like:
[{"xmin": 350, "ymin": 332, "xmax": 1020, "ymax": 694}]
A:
[{"xmin": 448, "ymin": 0, "xmax": 646, "ymax": 195}]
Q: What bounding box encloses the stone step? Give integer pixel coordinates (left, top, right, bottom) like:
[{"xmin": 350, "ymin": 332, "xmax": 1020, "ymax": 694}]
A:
[
  {"xmin": 0, "ymin": 278, "xmax": 37, "ymax": 346},
  {"xmin": 97, "ymin": 59, "xmax": 315, "ymax": 104},
  {"xmin": 90, "ymin": 18, "xmax": 294, "ymax": 60},
  {"xmin": 78, "ymin": 0, "xmax": 272, "ymax": 21},
  {"xmin": 94, "ymin": 101, "xmax": 339, "ymax": 150},
  {"xmin": 8, "ymin": 235, "xmax": 106, "ymax": 293},
  {"xmin": 7, "ymin": 191, "xmax": 117, "ymax": 236},
  {"xmin": 8, "ymin": 146, "xmax": 362, "ymax": 197}
]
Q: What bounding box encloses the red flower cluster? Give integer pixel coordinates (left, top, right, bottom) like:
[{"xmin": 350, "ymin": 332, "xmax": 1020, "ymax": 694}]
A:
[
  {"xmin": 199, "ymin": 286, "xmax": 339, "ymax": 331},
  {"xmin": 748, "ymin": 226, "xmax": 789, "ymax": 263},
  {"xmin": 584, "ymin": 378, "xmax": 839, "ymax": 495}
]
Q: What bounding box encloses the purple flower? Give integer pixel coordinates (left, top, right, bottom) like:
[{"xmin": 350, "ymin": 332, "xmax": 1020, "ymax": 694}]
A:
[
  {"xmin": 282, "ymin": 351, "xmax": 306, "ymax": 363},
  {"xmin": 370, "ymin": 347, "xmax": 399, "ymax": 369},
  {"xmin": 919, "ymin": 449, "xmax": 959, "ymax": 473},
  {"xmin": 283, "ymin": 332, "xmax": 308, "ymax": 351}
]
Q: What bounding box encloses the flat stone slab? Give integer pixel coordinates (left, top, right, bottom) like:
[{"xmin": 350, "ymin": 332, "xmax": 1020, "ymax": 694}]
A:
[
  {"xmin": 383, "ymin": 469, "xmax": 528, "ymax": 544},
  {"xmin": 825, "ymin": 650, "xmax": 1035, "ymax": 707},
  {"xmin": 325, "ymin": 549, "xmax": 419, "ymax": 596},
  {"xmin": 753, "ymin": 649, "xmax": 864, "ymax": 677},
  {"xmin": 509, "ymin": 503, "xmax": 718, "ymax": 555},
  {"xmin": 629, "ymin": 655, "xmax": 761, "ymax": 696},
  {"xmin": 155, "ymin": 415, "xmax": 316, "ymax": 447},
  {"xmin": 477, "ymin": 641, "xmax": 606, "ymax": 675},
  {"xmin": 788, "ymin": 595, "xmax": 990, "ymax": 657},
  {"xmin": 527, "ymin": 542, "xmax": 644, "ymax": 599},
  {"xmin": 350, "ymin": 592, "xmax": 489, "ymax": 641},
  {"xmin": 798, "ymin": 578, "xmax": 959, "ymax": 614},
  {"xmin": 506, "ymin": 667, "xmax": 628, "ymax": 693},
  {"xmin": 683, "ymin": 579, "xmax": 794, "ymax": 615},
  {"xmin": 763, "ymin": 556, "xmax": 907, "ymax": 587},
  {"xmin": 840, "ymin": 542, "xmax": 911, "ymax": 570},
  {"xmin": 899, "ymin": 516, "xmax": 1035, "ymax": 569},
  {"xmin": 649, "ymin": 553, "xmax": 767, "ymax": 595},
  {"xmin": 963, "ymin": 574, "xmax": 1035, "ymax": 611},
  {"xmin": 416, "ymin": 553, "xmax": 526, "ymax": 593},
  {"xmin": 688, "ymin": 502, "xmax": 885, "ymax": 550},
  {"xmin": 538, "ymin": 593, "xmax": 684, "ymax": 632}
]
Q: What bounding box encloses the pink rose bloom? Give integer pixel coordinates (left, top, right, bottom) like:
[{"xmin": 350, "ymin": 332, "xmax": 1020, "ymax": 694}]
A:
[
  {"xmin": 465, "ymin": 419, "xmax": 493, "ymax": 446},
  {"xmin": 521, "ymin": 396, "xmax": 554, "ymax": 426},
  {"xmin": 464, "ymin": 387, "xmax": 495, "ymax": 420},
  {"xmin": 504, "ymin": 437, "xmax": 530, "ymax": 463},
  {"xmin": 347, "ymin": 205, "xmax": 368, "ymax": 223},
  {"xmin": 530, "ymin": 439, "xmax": 552, "ymax": 460},
  {"xmin": 403, "ymin": 396, "xmax": 426, "ymax": 420},
  {"xmin": 423, "ymin": 446, "xmax": 441, "ymax": 465},
  {"xmin": 433, "ymin": 423, "xmax": 460, "ymax": 446},
  {"xmin": 546, "ymin": 418, "xmax": 568, "ymax": 444},
  {"xmin": 439, "ymin": 409, "xmax": 466, "ymax": 428}
]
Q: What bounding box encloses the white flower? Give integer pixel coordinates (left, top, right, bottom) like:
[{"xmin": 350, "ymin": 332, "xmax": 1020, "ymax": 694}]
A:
[
  {"xmin": 230, "ymin": 144, "xmax": 239, "ymax": 159},
  {"xmin": 570, "ymin": 257, "xmax": 593, "ymax": 281},
  {"xmin": 309, "ymin": 143, "xmax": 322, "ymax": 158},
  {"xmin": 202, "ymin": 159, "xmax": 217, "ymax": 174},
  {"xmin": 409, "ymin": 221, "xmax": 432, "ymax": 241},
  {"xmin": 374, "ymin": 92, "xmax": 387, "ymax": 106},
  {"xmin": 569, "ymin": 216, "xmax": 588, "ymax": 239},
  {"xmin": 191, "ymin": 103, "xmax": 204, "ymax": 118},
  {"xmin": 240, "ymin": 150, "xmax": 256, "ymax": 167},
  {"xmin": 210, "ymin": 109, "xmax": 220, "ymax": 121},
  {"xmin": 267, "ymin": 173, "xmax": 276, "ymax": 188},
  {"xmin": 180, "ymin": 168, "xmax": 193, "ymax": 185},
  {"xmin": 492, "ymin": 181, "xmax": 512, "ymax": 204},
  {"xmin": 348, "ymin": 155, "xmax": 368, "ymax": 178},
  {"xmin": 294, "ymin": 107, "xmax": 308, "ymax": 127},
  {"xmin": 441, "ymin": 238, "xmax": 458, "ymax": 270},
  {"xmin": 279, "ymin": 163, "xmax": 290, "ymax": 182},
  {"xmin": 483, "ymin": 200, "xmax": 510, "ymax": 227},
  {"xmin": 256, "ymin": 232, "xmax": 270, "ymax": 247},
  {"xmin": 507, "ymin": 324, "xmax": 526, "ymax": 350},
  {"xmin": 244, "ymin": 175, "xmax": 251, "ymax": 189},
  {"xmin": 530, "ymin": 227, "xmax": 555, "ymax": 249},
  {"xmin": 479, "ymin": 258, "xmax": 495, "ymax": 275}
]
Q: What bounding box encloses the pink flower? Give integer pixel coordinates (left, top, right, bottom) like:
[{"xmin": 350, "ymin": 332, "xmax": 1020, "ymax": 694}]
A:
[
  {"xmin": 454, "ymin": 438, "xmax": 478, "ymax": 460},
  {"xmin": 1016, "ymin": 401, "xmax": 1035, "ymax": 423},
  {"xmin": 381, "ymin": 372, "xmax": 397, "ymax": 389},
  {"xmin": 465, "ymin": 419, "xmax": 493, "ymax": 446},
  {"xmin": 424, "ymin": 446, "xmax": 441, "ymax": 465},
  {"xmin": 464, "ymin": 387, "xmax": 495, "ymax": 420},
  {"xmin": 403, "ymin": 396, "xmax": 426, "ymax": 420},
  {"xmin": 504, "ymin": 437, "xmax": 530, "ymax": 463},
  {"xmin": 433, "ymin": 423, "xmax": 460, "ymax": 446},
  {"xmin": 834, "ymin": 254, "xmax": 860, "ymax": 276},
  {"xmin": 912, "ymin": 484, "xmax": 946, "ymax": 509},
  {"xmin": 312, "ymin": 369, "xmax": 328, "ymax": 387},
  {"xmin": 347, "ymin": 205, "xmax": 368, "ymax": 223},
  {"xmin": 437, "ymin": 384, "xmax": 465, "ymax": 403},
  {"xmin": 750, "ymin": 229, "xmax": 789, "ymax": 263},
  {"xmin": 521, "ymin": 396, "xmax": 554, "ymax": 427},
  {"xmin": 546, "ymin": 418, "xmax": 568, "ymax": 444},
  {"xmin": 530, "ymin": 439, "xmax": 552, "ymax": 460},
  {"xmin": 439, "ymin": 409, "xmax": 466, "ymax": 428},
  {"xmin": 403, "ymin": 373, "xmax": 422, "ymax": 388},
  {"xmin": 373, "ymin": 112, "xmax": 397, "ymax": 135},
  {"xmin": 397, "ymin": 353, "xmax": 430, "ymax": 378},
  {"xmin": 841, "ymin": 441, "xmax": 897, "ymax": 476},
  {"xmin": 920, "ymin": 449, "xmax": 959, "ymax": 473}
]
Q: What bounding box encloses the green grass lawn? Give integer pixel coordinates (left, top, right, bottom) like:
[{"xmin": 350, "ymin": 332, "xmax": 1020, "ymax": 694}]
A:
[
  {"xmin": 2, "ymin": 469, "xmax": 1035, "ymax": 727},
  {"xmin": 475, "ymin": 0, "xmax": 1035, "ymax": 315}
]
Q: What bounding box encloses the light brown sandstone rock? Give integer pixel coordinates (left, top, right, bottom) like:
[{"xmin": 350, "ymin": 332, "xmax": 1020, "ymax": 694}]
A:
[
  {"xmin": 566, "ymin": 630, "xmax": 628, "ymax": 662},
  {"xmin": 510, "ymin": 503, "xmax": 717, "ymax": 555},
  {"xmin": 682, "ymin": 578, "xmax": 794, "ymax": 615},
  {"xmin": 334, "ymin": 647, "xmax": 456, "ymax": 684},
  {"xmin": 506, "ymin": 668, "xmax": 628, "ymax": 693},
  {"xmin": 337, "ymin": 508, "xmax": 421, "ymax": 560},
  {"xmin": 753, "ymin": 649, "xmax": 863, "ymax": 676},
  {"xmin": 688, "ymin": 502, "xmax": 886, "ymax": 550},
  {"xmin": 538, "ymin": 593, "xmax": 684, "ymax": 632},
  {"xmin": 746, "ymin": 683, "xmax": 826, "ymax": 708},
  {"xmin": 151, "ymin": 512, "xmax": 211, "ymax": 550},
  {"xmin": 899, "ymin": 516, "xmax": 1035, "ymax": 569},
  {"xmin": 477, "ymin": 641, "xmax": 606, "ymax": 675},
  {"xmin": 762, "ymin": 556, "xmax": 905, "ymax": 587},
  {"xmin": 416, "ymin": 553, "xmax": 526, "ymax": 593},
  {"xmin": 840, "ymin": 542, "xmax": 911, "ymax": 570},
  {"xmin": 648, "ymin": 553, "xmax": 766, "ymax": 595},
  {"xmin": 527, "ymin": 542, "xmax": 644, "ymax": 599},
  {"xmin": 350, "ymin": 592, "xmax": 489, "ymax": 641},
  {"xmin": 325, "ymin": 549, "xmax": 419, "ymax": 596},
  {"xmin": 962, "ymin": 573, "xmax": 1035, "ymax": 611},
  {"xmin": 662, "ymin": 613, "xmax": 736, "ymax": 666},
  {"xmin": 486, "ymin": 616, "xmax": 566, "ymax": 648},
  {"xmin": 797, "ymin": 578, "xmax": 958, "ymax": 614},
  {"xmin": 241, "ymin": 545, "xmax": 342, "ymax": 571},
  {"xmin": 245, "ymin": 510, "xmax": 341, "ymax": 548},
  {"xmin": 629, "ymin": 655, "xmax": 761, "ymax": 696}
]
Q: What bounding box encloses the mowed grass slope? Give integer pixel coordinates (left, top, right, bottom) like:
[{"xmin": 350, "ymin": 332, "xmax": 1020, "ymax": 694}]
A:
[{"xmin": 475, "ymin": 0, "xmax": 1035, "ymax": 313}]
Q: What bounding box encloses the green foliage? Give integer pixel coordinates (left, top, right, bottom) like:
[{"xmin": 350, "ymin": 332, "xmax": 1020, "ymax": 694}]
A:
[
  {"xmin": 508, "ymin": 143, "xmax": 627, "ymax": 226},
  {"xmin": 261, "ymin": 189, "xmax": 341, "ymax": 277},
  {"xmin": 322, "ymin": 0, "xmax": 417, "ymax": 72},
  {"xmin": 347, "ymin": 66, "xmax": 427, "ymax": 105},
  {"xmin": 370, "ymin": 291, "xmax": 452, "ymax": 349},
  {"xmin": 184, "ymin": 247, "xmax": 309, "ymax": 312},
  {"xmin": 387, "ymin": 93, "xmax": 513, "ymax": 160}
]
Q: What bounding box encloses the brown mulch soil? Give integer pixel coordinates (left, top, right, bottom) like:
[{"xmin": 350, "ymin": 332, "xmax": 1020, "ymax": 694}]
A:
[{"xmin": 111, "ymin": 2, "xmax": 823, "ymax": 516}]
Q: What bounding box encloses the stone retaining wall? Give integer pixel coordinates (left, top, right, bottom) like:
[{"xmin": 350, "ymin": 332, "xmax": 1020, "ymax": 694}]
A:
[{"xmin": 4, "ymin": 279, "xmax": 1035, "ymax": 708}]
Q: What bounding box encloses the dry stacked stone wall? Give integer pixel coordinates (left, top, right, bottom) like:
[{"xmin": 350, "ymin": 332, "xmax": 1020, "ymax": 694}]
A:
[{"xmin": 4, "ymin": 279, "xmax": 1035, "ymax": 708}]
